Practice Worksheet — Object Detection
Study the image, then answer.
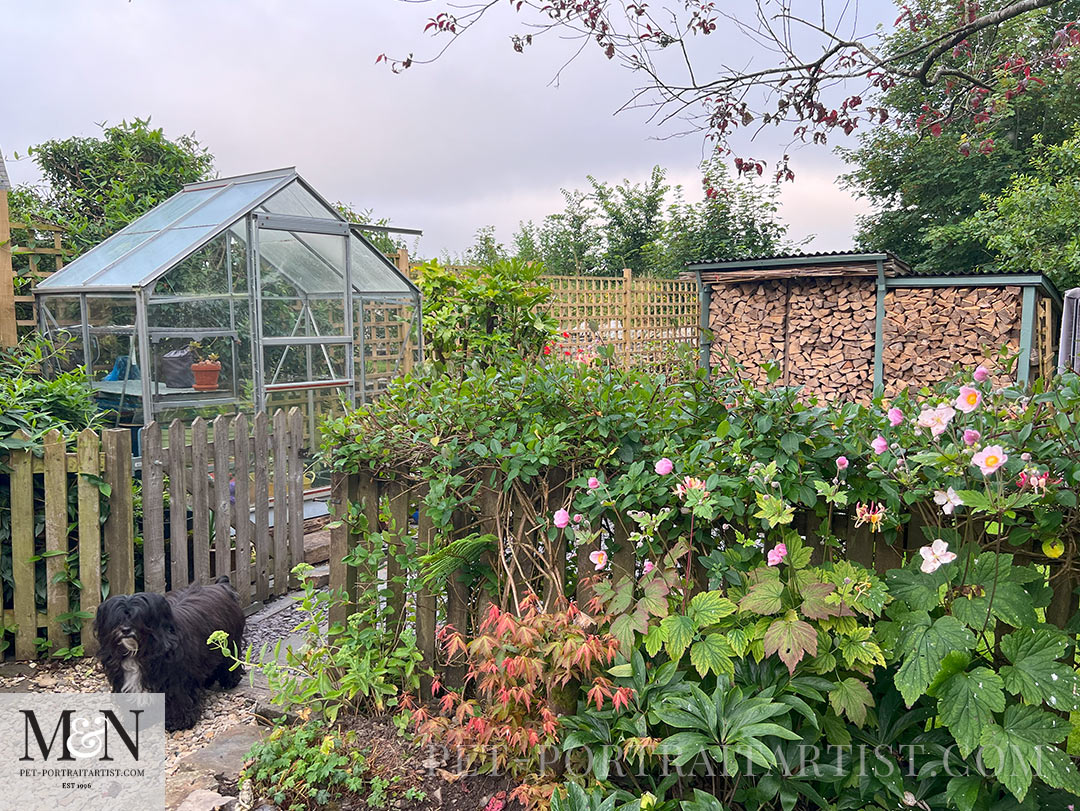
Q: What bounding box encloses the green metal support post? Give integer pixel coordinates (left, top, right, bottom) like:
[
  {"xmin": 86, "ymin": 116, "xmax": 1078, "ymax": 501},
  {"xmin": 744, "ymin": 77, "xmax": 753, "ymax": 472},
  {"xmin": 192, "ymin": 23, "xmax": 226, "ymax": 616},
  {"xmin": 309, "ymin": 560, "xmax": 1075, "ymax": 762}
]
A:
[
  {"xmin": 873, "ymin": 259, "xmax": 886, "ymax": 394},
  {"xmin": 1018, "ymin": 285, "xmax": 1036, "ymax": 385}
]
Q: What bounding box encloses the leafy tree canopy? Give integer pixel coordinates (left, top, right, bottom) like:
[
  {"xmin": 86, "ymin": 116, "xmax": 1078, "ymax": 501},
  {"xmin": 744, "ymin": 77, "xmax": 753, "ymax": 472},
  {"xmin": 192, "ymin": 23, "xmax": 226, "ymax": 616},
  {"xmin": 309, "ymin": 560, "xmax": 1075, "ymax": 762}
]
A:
[
  {"xmin": 512, "ymin": 161, "xmax": 789, "ymax": 278},
  {"xmin": 926, "ymin": 130, "xmax": 1080, "ymax": 288},
  {"xmin": 841, "ymin": 0, "xmax": 1080, "ymax": 271},
  {"xmin": 11, "ymin": 117, "xmax": 214, "ymax": 257}
]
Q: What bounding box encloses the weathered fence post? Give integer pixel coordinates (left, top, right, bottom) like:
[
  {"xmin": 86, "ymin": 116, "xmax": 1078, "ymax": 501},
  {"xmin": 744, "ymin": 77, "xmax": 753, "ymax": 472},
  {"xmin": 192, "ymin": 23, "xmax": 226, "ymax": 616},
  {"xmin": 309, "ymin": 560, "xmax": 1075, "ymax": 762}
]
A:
[
  {"xmin": 10, "ymin": 432, "xmax": 36, "ymax": 659},
  {"xmin": 169, "ymin": 419, "xmax": 189, "ymax": 591},
  {"xmin": 190, "ymin": 419, "xmax": 211, "ymax": 586},
  {"xmin": 78, "ymin": 429, "xmax": 102, "ymax": 655},
  {"xmin": 103, "ymin": 428, "xmax": 134, "ymax": 597},
  {"xmin": 213, "ymin": 415, "xmax": 232, "ymax": 582},
  {"xmin": 415, "ymin": 486, "xmax": 437, "ymax": 696},
  {"xmin": 386, "ymin": 480, "xmax": 410, "ymax": 633},
  {"xmin": 254, "ymin": 412, "xmax": 271, "ymax": 601},
  {"xmin": 287, "ymin": 408, "xmax": 304, "ymax": 587},
  {"xmin": 142, "ymin": 422, "xmax": 166, "ymax": 593},
  {"xmin": 0, "ymin": 168, "xmax": 17, "ymax": 347},
  {"xmin": 273, "ymin": 409, "xmax": 289, "ymax": 595},
  {"xmin": 43, "ymin": 430, "xmax": 70, "ymax": 649},
  {"xmin": 233, "ymin": 413, "xmax": 252, "ymax": 606},
  {"xmin": 328, "ymin": 472, "xmax": 358, "ymax": 629}
]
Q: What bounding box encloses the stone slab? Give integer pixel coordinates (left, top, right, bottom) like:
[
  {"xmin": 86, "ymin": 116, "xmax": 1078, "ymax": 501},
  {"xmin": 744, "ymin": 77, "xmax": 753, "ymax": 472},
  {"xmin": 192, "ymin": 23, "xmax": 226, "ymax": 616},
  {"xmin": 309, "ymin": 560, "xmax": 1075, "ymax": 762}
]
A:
[{"xmin": 176, "ymin": 723, "xmax": 265, "ymax": 778}]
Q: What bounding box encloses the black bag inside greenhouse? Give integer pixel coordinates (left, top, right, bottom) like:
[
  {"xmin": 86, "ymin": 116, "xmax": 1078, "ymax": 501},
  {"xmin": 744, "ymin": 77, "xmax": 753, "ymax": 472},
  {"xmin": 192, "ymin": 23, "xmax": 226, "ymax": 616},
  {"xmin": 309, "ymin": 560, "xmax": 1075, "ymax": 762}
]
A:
[{"xmin": 161, "ymin": 348, "xmax": 195, "ymax": 389}]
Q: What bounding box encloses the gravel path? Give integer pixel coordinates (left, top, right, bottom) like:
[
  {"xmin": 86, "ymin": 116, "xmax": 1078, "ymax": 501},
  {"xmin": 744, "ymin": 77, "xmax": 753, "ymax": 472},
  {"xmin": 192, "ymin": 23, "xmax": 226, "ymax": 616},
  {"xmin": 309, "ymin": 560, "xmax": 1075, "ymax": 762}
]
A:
[{"xmin": 242, "ymin": 589, "xmax": 325, "ymax": 654}]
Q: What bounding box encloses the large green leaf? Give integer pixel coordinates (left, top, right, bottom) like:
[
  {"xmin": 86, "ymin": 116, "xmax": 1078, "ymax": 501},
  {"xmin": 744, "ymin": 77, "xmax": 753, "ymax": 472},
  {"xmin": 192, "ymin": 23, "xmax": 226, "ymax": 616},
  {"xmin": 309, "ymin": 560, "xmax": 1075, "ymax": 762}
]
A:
[
  {"xmin": 660, "ymin": 614, "xmax": 695, "ymax": 661},
  {"xmin": 740, "ymin": 578, "xmax": 784, "ymax": 615},
  {"xmin": 979, "ymin": 705, "xmax": 1075, "ymax": 802},
  {"xmin": 1000, "ymin": 628, "xmax": 1080, "ymax": 712},
  {"xmin": 690, "ymin": 591, "xmax": 737, "ymax": 628},
  {"xmin": 886, "ymin": 564, "xmax": 947, "ymax": 610},
  {"xmin": 951, "ymin": 581, "xmax": 1038, "ymax": 630},
  {"xmin": 690, "ymin": 633, "xmax": 734, "ymax": 678},
  {"xmin": 894, "ymin": 612, "xmax": 975, "ymax": 707},
  {"xmin": 638, "ymin": 578, "xmax": 670, "ymax": 619},
  {"xmin": 945, "ymin": 776, "xmax": 983, "ymax": 811},
  {"xmin": 828, "ymin": 677, "xmax": 873, "ymax": 727},
  {"xmin": 799, "ymin": 581, "xmax": 842, "ymax": 620},
  {"xmin": 763, "ymin": 615, "xmax": 818, "ymax": 674},
  {"xmin": 934, "ymin": 667, "xmax": 1005, "ymax": 757},
  {"xmin": 836, "ymin": 627, "xmax": 885, "ymax": 669}
]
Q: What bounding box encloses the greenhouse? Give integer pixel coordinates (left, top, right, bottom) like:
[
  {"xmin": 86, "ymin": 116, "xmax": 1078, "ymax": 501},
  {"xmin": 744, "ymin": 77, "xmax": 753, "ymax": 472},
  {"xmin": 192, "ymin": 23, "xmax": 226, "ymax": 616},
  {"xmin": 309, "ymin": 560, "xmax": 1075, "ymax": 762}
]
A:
[{"xmin": 33, "ymin": 168, "xmax": 422, "ymax": 436}]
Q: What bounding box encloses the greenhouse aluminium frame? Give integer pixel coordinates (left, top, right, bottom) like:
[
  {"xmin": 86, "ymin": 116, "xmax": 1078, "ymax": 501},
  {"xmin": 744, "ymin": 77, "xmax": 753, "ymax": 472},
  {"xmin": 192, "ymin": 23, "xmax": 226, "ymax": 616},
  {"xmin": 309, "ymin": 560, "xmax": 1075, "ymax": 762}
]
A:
[{"xmin": 33, "ymin": 168, "xmax": 422, "ymax": 425}]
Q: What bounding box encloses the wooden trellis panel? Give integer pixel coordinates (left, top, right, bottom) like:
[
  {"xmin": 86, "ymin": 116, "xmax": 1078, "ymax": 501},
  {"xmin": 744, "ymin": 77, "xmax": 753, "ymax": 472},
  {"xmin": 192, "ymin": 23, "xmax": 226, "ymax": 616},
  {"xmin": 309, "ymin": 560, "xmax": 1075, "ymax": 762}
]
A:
[{"xmin": 544, "ymin": 269, "xmax": 700, "ymax": 373}]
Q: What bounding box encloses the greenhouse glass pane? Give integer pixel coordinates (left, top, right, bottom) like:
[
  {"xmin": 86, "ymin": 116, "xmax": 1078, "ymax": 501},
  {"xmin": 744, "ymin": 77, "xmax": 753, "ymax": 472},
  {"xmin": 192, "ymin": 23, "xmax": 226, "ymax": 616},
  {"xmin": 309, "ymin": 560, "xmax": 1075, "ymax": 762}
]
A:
[
  {"xmin": 35, "ymin": 233, "xmax": 148, "ymax": 288},
  {"xmin": 258, "ymin": 229, "xmax": 344, "ymax": 296},
  {"xmin": 122, "ymin": 187, "xmax": 219, "ymax": 234},
  {"xmin": 174, "ymin": 178, "xmax": 281, "ymax": 229},
  {"xmin": 87, "ymin": 296, "xmax": 137, "ymax": 329},
  {"xmin": 264, "ymin": 343, "xmax": 348, "ymax": 385},
  {"xmin": 92, "ymin": 224, "xmax": 219, "ymax": 287},
  {"xmin": 151, "ymin": 232, "xmax": 231, "ymax": 296},
  {"xmin": 40, "ymin": 296, "xmax": 85, "ymax": 372},
  {"xmin": 350, "ymin": 233, "xmax": 412, "ymax": 293},
  {"xmin": 262, "ymin": 181, "xmax": 339, "ymax": 220}
]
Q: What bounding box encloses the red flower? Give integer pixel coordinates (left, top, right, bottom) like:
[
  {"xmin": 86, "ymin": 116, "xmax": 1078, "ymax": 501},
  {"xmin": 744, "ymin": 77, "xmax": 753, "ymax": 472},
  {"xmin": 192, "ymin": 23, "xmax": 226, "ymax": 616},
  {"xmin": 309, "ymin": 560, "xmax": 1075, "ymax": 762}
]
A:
[{"xmin": 543, "ymin": 345, "xmax": 551, "ymax": 355}]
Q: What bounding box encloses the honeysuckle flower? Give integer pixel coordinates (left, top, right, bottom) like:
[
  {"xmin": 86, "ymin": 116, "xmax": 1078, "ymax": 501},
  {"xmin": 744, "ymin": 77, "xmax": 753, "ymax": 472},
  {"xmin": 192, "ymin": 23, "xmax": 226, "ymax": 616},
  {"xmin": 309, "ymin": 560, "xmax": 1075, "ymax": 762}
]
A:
[
  {"xmin": 553, "ymin": 509, "xmax": 571, "ymax": 528},
  {"xmin": 933, "ymin": 487, "xmax": 963, "ymax": 515},
  {"xmin": 973, "ymin": 365, "xmax": 990, "ymax": 382},
  {"xmin": 871, "ymin": 435, "xmax": 889, "ymax": 455},
  {"xmin": 673, "ymin": 476, "xmax": 708, "ymax": 499},
  {"xmin": 920, "ymin": 539, "xmax": 957, "ymax": 574},
  {"xmin": 642, "ymin": 560, "xmax": 655, "ymax": 574},
  {"xmin": 972, "ymin": 445, "xmax": 1008, "ymax": 476},
  {"xmin": 836, "ymin": 456, "xmax": 849, "ymax": 471},
  {"xmin": 589, "ymin": 549, "xmax": 608, "ymax": 570},
  {"xmin": 917, "ymin": 404, "xmax": 956, "ymax": 437},
  {"xmin": 1019, "ymin": 469, "xmax": 1061, "ymax": 493},
  {"xmin": 654, "ymin": 458, "xmax": 673, "ymax": 476},
  {"xmin": 588, "ymin": 476, "xmax": 601, "ymax": 490},
  {"xmin": 854, "ymin": 502, "xmax": 886, "ymax": 532},
  {"xmin": 956, "ymin": 385, "xmax": 981, "ymax": 413},
  {"xmin": 888, "ymin": 407, "xmax": 904, "ymax": 427},
  {"xmin": 767, "ymin": 543, "xmax": 788, "ymax": 566},
  {"xmin": 963, "ymin": 429, "xmax": 981, "ymax": 446},
  {"xmin": 1021, "ymin": 452, "xmax": 1032, "ymax": 462}
]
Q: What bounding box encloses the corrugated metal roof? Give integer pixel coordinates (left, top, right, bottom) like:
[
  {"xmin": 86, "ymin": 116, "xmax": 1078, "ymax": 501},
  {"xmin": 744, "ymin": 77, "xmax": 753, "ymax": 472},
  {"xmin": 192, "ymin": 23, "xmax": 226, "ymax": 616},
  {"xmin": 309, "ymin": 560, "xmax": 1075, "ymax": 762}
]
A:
[
  {"xmin": 0, "ymin": 147, "xmax": 10, "ymax": 192},
  {"xmin": 689, "ymin": 250, "xmax": 912, "ymax": 276},
  {"xmin": 690, "ymin": 249, "xmax": 891, "ymax": 266}
]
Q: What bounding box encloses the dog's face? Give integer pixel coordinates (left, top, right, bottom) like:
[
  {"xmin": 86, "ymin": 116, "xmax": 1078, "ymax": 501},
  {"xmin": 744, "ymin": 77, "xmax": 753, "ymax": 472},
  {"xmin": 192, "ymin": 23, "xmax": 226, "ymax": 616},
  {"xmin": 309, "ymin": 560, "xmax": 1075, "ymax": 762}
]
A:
[{"xmin": 94, "ymin": 593, "xmax": 177, "ymax": 656}]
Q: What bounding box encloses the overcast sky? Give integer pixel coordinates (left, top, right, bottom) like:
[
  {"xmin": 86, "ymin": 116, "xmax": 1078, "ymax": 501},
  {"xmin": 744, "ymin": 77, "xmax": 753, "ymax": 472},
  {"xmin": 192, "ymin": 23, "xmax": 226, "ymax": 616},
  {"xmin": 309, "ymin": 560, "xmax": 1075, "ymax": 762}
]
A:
[{"xmin": 2, "ymin": 0, "xmax": 894, "ymax": 259}]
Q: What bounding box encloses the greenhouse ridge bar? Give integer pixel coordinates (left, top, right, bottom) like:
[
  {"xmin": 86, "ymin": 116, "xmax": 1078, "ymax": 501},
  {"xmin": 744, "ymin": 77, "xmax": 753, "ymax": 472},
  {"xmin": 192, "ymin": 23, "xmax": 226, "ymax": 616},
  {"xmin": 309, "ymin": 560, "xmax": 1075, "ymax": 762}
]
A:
[{"xmin": 33, "ymin": 168, "xmax": 422, "ymax": 432}]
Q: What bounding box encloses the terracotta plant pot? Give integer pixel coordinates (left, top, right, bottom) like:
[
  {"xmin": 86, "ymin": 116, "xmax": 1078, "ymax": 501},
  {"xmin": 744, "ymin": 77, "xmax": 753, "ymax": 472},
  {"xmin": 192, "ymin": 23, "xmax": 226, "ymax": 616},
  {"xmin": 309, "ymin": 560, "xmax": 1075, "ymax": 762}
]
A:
[{"xmin": 190, "ymin": 361, "xmax": 222, "ymax": 391}]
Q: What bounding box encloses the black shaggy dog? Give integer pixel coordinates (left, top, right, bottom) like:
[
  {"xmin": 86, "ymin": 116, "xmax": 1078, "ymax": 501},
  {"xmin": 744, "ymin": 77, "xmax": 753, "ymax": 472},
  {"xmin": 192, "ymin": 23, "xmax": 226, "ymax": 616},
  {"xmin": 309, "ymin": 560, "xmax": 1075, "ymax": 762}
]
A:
[{"xmin": 95, "ymin": 576, "xmax": 245, "ymax": 731}]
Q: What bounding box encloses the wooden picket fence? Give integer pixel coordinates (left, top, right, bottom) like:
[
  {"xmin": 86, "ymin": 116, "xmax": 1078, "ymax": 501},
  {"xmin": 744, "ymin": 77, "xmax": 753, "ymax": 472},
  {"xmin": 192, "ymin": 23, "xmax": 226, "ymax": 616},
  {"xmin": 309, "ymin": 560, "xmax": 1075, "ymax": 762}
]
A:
[
  {"xmin": 327, "ymin": 469, "xmax": 1080, "ymax": 687},
  {"xmin": 2, "ymin": 408, "xmax": 308, "ymax": 661}
]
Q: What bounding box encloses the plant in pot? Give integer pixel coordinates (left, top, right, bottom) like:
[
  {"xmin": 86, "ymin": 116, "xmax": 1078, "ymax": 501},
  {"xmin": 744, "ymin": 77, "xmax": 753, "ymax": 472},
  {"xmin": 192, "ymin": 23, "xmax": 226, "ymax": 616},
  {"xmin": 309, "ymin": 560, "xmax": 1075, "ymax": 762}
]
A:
[{"xmin": 189, "ymin": 342, "xmax": 222, "ymax": 391}]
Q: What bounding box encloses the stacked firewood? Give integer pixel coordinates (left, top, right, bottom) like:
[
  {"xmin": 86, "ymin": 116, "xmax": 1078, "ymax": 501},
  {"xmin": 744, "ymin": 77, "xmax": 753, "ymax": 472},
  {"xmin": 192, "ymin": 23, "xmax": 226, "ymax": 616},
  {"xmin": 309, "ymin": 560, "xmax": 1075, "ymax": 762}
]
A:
[
  {"xmin": 708, "ymin": 278, "xmax": 876, "ymax": 401},
  {"xmin": 882, "ymin": 287, "xmax": 1021, "ymax": 396},
  {"xmin": 785, "ymin": 279, "xmax": 875, "ymax": 402}
]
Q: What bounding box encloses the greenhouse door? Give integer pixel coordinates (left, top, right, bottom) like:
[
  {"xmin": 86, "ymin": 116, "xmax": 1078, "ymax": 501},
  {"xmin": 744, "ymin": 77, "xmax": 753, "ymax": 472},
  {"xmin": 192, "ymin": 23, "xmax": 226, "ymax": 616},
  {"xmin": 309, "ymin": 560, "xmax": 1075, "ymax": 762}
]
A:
[{"xmin": 251, "ymin": 213, "xmax": 355, "ymax": 432}]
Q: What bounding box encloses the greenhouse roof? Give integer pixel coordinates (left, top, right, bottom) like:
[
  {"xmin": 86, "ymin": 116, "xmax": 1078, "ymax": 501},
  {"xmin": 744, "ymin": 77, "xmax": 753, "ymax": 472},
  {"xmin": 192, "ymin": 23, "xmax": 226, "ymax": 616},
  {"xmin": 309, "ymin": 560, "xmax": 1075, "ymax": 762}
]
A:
[{"xmin": 36, "ymin": 167, "xmax": 417, "ymax": 296}]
